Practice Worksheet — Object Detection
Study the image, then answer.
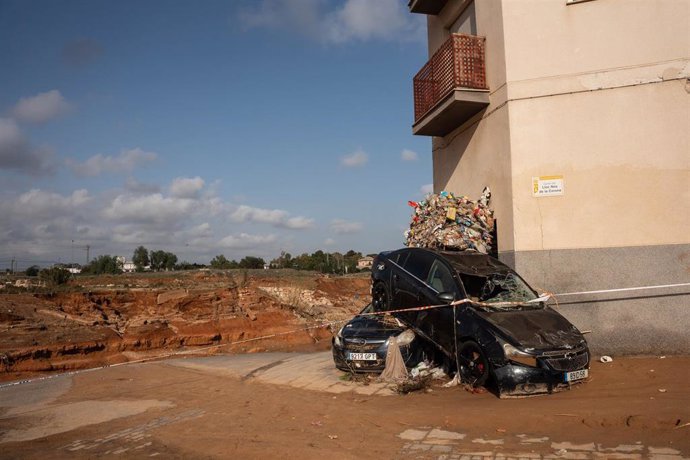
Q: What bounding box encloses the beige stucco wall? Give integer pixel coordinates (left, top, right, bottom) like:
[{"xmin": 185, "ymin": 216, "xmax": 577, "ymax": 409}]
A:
[
  {"xmin": 501, "ymin": 0, "xmax": 689, "ymax": 84},
  {"xmin": 510, "ymin": 79, "xmax": 689, "ymax": 251},
  {"xmin": 432, "ymin": 107, "xmax": 515, "ymax": 252}
]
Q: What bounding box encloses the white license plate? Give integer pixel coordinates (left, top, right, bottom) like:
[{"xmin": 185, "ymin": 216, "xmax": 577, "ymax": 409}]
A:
[
  {"xmin": 348, "ymin": 352, "xmax": 377, "ymax": 361},
  {"xmin": 565, "ymin": 369, "xmax": 588, "ymax": 382}
]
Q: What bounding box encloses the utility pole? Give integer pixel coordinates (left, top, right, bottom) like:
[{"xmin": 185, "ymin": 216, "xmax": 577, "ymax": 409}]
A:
[{"xmin": 86, "ymin": 245, "xmax": 90, "ymax": 264}]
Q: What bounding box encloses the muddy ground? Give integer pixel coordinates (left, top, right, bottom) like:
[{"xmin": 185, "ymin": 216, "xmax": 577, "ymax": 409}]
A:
[
  {"xmin": 0, "ymin": 270, "xmax": 370, "ymax": 381},
  {"xmin": 1, "ymin": 270, "xmax": 689, "ymax": 458},
  {"xmin": 0, "ymin": 354, "xmax": 688, "ymax": 459}
]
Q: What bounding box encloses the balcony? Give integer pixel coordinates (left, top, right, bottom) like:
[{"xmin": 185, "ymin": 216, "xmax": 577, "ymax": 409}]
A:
[
  {"xmin": 412, "ymin": 34, "xmax": 489, "ymax": 137},
  {"xmin": 408, "ymin": 0, "xmax": 447, "ymax": 15}
]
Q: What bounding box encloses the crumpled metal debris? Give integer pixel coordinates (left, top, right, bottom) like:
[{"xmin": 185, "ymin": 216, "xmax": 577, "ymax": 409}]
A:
[{"xmin": 404, "ymin": 187, "xmax": 495, "ymax": 253}]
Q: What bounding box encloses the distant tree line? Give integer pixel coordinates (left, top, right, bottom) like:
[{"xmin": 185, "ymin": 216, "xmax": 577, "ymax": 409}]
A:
[
  {"xmin": 19, "ymin": 247, "xmax": 371, "ymax": 276},
  {"xmin": 269, "ymin": 250, "xmax": 364, "ymax": 274}
]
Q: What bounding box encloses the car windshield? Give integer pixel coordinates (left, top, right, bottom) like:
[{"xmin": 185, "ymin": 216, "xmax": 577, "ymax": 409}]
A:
[{"xmin": 458, "ymin": 272, "xmax": 540, "ymax": 309}]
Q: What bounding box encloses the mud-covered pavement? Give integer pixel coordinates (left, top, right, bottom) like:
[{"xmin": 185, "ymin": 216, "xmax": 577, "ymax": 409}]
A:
[{"xmin": 1, "ymin": 352, "xmax": 688, "ymax": 459}]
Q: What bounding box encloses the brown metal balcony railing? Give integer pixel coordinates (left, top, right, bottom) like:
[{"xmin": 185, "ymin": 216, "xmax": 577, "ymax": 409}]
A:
[{"xmin": 413, "ymin": 34, "xmax": 487, "ymax": 123}]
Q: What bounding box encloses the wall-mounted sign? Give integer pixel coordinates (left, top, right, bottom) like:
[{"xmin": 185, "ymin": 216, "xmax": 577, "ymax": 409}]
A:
[{"xmin": 532, "ymin": 175, "xmax": 564, "ymax": 197}]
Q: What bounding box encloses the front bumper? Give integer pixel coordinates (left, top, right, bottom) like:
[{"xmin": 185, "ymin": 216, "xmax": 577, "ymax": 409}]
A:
[
  {"xmin": 331, "ymin": 338, "xmax": 420, "ymax": 373},
  {"xmin": 493, "ymin": 364, "xmax": 588, "ymax": 397},
  {"xmin": 332, "ymin": 338, "xmax": 387, "ymax": 372}
]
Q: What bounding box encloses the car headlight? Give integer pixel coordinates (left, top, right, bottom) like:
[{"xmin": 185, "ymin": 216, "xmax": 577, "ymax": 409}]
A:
[{"xmin": 503, "ymin": 342, "xmax": 538, "ymax": 367}]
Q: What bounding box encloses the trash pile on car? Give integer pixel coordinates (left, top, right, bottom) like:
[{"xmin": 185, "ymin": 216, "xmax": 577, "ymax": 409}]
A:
[{"xmin": 404, "ymin": 187, "xmax": 495, "ymax": 254}]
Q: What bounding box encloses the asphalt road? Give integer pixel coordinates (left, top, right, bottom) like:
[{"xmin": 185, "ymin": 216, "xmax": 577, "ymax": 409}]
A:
[{"xmin": 1, "ymin": 352, "xmax": 688, "ymax": 459}]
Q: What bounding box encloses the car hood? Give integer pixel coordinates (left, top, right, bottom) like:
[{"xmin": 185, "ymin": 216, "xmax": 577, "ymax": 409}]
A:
[
  {"xmin": 341, "ymin": 316, "xmax": 403, "ymax": 340},
  {"xmin": 479, "ymin": 307, "xmax": 585, "ymax": 351}
]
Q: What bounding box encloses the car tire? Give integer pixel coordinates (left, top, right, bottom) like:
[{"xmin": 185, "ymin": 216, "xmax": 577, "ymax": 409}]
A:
[
  {"xmin": 372, "ymin": 282, "xmax": 389, "ymax": 311},
  {"xmin": 456, "ymin": 340, "xmax": 490, "ymax": 387}
]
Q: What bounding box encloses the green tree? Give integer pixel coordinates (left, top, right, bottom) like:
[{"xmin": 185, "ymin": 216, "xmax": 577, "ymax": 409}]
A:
[
  {"xmin": 163, "ymin": 252, "xmax": 177, "ymax": 271},
  {"xmin": 210, "ymin": 254, "xmax": 234, "ymax": 269},
  {"xmin": 25, "ymin": 265, "xmax": 40, "ymax": 277},
  {"xmin": 132, "ymin": 246, "xmax": 149, "ymax": 271},
  {"xmin": 175, "ymin": 261, "xmax": 206, "ymax": 270},
  {"xmin": 39, "ymin": 267, "xmax": 71, "ymax": 285},
  {"xmin": 270, "ymin": 251, "xmax": 293, "ymax": 269},
  {"xmin": 150, "ymin": 250, "xmax": 177, "ymax": 271},
  {"xmin": 82, "ymin": 255, "xmax": 122, "ymax": 275},
  {"xmin": 238, "ymin": 256, "xmax": 265, "ymax": 269}
]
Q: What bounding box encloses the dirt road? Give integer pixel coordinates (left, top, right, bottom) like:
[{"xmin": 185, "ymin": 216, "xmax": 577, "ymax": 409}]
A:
[{"xmin": 1, "ymin": 352, "xmax": 688, "ymax": 459}]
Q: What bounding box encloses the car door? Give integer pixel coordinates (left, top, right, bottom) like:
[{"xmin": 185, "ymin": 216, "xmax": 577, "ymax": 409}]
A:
[
  {"xmin": 393, "ymin": 249, "xmax": 435, "ymax": 329},
  {"xmin": 418, "ymin": 257, "xmax": 463, "ymax": 353}
]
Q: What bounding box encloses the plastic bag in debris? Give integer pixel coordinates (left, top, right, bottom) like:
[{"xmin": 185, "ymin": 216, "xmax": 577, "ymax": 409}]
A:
[
  {"xmin": 409, "ymin": 361, "xmax": 447, "ymax": 380},
  {"xmin": 405, "ymin": 187, "xmax": 495, "ymax": 254}
]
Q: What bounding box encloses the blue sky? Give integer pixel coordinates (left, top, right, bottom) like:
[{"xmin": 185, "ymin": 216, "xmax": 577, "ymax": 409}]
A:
[{"xmin": 0, "ymin": 0, "xmax": 432, "ymax": 268}]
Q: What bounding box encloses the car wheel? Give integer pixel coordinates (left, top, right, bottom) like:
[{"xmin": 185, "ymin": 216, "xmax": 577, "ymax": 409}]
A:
[
  {"xmin": 456, "ymin": 340, "xmax": 490, "ymax": 387},
  {"xmin": 372, "ymin": 282, "xmax": 389, "ymax": 311}
]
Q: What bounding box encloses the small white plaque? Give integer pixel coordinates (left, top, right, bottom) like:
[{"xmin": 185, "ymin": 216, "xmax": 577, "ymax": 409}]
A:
[{"xmin": 532, "ymin": 175, "xmax": 564, "ymax": 197}]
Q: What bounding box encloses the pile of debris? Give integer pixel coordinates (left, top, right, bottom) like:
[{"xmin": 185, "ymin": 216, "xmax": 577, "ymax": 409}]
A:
[{"xmin": 404, "ymin": 187, "xmax": 495, "ymax": 254}]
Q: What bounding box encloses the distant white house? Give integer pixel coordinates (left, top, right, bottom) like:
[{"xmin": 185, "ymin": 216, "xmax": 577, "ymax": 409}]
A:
[
  {"xmin": 357, "ymin": 256, "xmax": 374, "ymax": 270},
  {"xmin": 122, "ymin": 262, "xmax": 136, "ymax": 272},
  {"xmin": 117, "ymin": 256, "xmax": 137, "ymax": 273}
]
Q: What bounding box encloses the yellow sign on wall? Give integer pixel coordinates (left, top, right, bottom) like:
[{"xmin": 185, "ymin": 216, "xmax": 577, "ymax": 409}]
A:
[{"xmin": 532, "ymin": 175, "xmax": 564, "ymax": 197}]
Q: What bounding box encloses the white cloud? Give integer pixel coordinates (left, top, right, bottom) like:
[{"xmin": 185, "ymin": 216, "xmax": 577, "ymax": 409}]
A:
[
  {"xmin": 13, "ymin": 188, "xmax": 91, "ymax": 218},
  {"xmin": 341, "ymin": 148, "xmax": 368, "ymax": 168},
  {"xmin": 238, "ymin": 0, "xmax": 424, "ymax": 44},
  {"xmin": 170, "ymin": 176, "xmax": 205, "ymax": 199},
  {"xmin": 177, "ymin": 222, "xmax": 213, "ymax": 241},
  {"xmin": 125, "ymin": 177, "xmax": 161, "ymax": 194},
  {"xmin": 330, "ymin": 219, "xmax": 363, "ymax": 234},
  {"xmin": 401, "ymin": 149, "xmax": 418, "ymax": 162},
  {"xmin": 0, "ymin": 188, "xmax": 98, "ymax": 259},
  {"xmin": 11, "ymin": 90, "xmax": 71, "ymax": 124},
  {"xmin": 230, "ymin": 205, "xmax": 314, "ymax": 229},
  {"xmin": 0, "ymin": 118, "xmax": 55, "ymax": 175},
  {"xmin": 324, "ymin": 238, "xmax": 336, "ymax": 246},
  {"xmin": 285, "ymin": 216, "xmax": 315, "ymax": 229},
  {"xmin": 324, "ymin": 0, "xmax": 423, "ymax": 43},
  {"xmin": 420, "ymin": 183, "xmax": 433, "ymax": 195},
  {"xmin": 68, "ymin": 148, "xmax": 157, "ymax": 177},
  {"xmin": 218, "ymin": 233, "xmax": 277, "ymax": 249},
  {"xmin": 102, "ymin": 193, "xmax": 197, "ymax": 225}
]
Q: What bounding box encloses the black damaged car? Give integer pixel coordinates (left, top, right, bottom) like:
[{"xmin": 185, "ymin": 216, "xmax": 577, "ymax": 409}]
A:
[
  {"xmin": 371, "ymin": 247, "xmax": 590, "ymax": 397},
  {"xmin": 332, "ymin": 303, "xmax": 424, "ymax": 373}
]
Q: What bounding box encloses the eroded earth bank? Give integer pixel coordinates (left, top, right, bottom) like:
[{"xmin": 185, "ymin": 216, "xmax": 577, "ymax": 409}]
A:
[{"xmin": 0, "ymin": 270, "xmax": 369, "ymax": 381}]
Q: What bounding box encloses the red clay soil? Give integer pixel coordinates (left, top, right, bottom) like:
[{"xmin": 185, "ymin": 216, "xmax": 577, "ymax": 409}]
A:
[{"xmin": 0, "ymin": 270, "xmax": 371, "ymax": 381}]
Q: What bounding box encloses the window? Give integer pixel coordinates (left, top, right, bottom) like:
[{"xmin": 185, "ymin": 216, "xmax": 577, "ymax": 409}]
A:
[
  {"xmin": 450, "ymin": 2, "xmax": 476, "ymax": 36},
  {"xmin": 403, "ymin": 250, "xmax": 435, "ymax": 281},
  {"xmin": 458, "ymin": 272, "xmax": 537, "ymax": 303},
  {"xmin": 427, "ymin": 260, "xmax": 459, "ymax": 296}
]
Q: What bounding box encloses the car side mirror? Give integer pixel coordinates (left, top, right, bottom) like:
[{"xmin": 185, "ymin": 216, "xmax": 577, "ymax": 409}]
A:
[{"xmin": 437, "ymin": 292, "xmax": 455, "ymax": 303}]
